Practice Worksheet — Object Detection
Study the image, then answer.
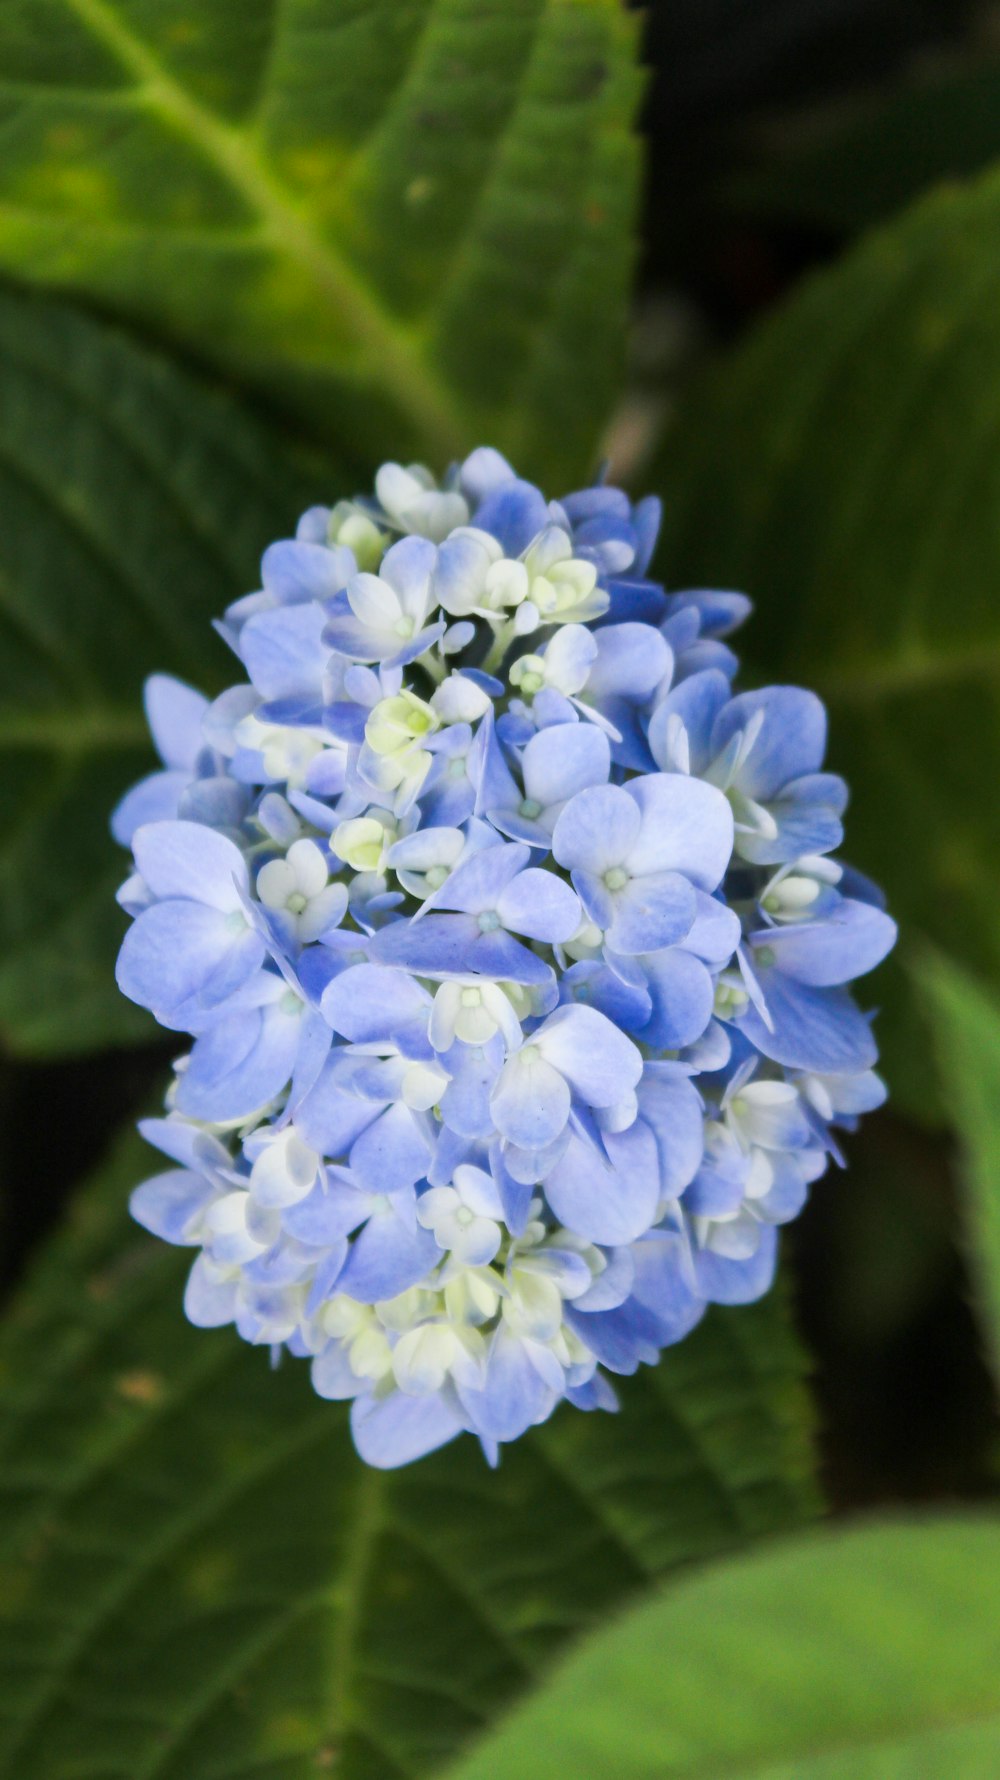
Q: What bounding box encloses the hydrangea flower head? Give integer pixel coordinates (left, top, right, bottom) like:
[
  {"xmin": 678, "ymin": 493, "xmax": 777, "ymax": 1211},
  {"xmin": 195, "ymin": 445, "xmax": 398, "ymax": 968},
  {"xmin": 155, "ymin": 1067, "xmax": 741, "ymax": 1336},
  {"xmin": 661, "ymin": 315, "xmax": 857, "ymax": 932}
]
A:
[{"xmin": 115, "ymin": 448, "xmax": 896, "ymax": 1469}]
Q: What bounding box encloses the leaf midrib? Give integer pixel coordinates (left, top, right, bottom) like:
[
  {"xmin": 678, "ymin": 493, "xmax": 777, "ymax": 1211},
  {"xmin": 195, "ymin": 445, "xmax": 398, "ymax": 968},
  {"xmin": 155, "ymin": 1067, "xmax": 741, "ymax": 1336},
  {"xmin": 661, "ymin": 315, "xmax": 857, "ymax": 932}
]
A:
[
  {"xmin": 60, "ymin": 0, "xmax": 470, "ymax": 458},
  {"xmin": 805, "ymin": 638, "xmax": 1000, "ymax": 705},
  {"xmin": 0, "ymin": 707, "xmax": 148, "ymax": 750}
]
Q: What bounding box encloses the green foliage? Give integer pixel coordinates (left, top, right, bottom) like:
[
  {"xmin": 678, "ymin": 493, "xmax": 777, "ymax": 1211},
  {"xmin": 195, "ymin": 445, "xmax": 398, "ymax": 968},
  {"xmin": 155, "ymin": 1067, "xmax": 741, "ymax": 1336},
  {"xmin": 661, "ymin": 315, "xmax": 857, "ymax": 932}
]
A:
[
  {"xmin": 0, "ymin": 0, "xmax": 645, "ymax": 1060},
  {"xmin": 0, "ymin": 284, "xmax": 317, "ymax": 1056},
  {"xmin": 655, "ymin": 163, "xmax": 1000, "ymax": 1120},
  {"xmin": 0, "ymin": 0, "xmax": 642, "ymax": 483},
  {"xmin": 729, "ymin": 59, "xmax": 1000, "ymax": 237},
  {"xmin": 919, "ymin": 950, "xmax": 1000, "ymax": 1387},
  {"xmin": 0, "ymin": 1127, "xmax": 816, "ymax": 1780},
  {"xmin": 447, "ymin": 1514, "xmax": 1000, "ymax": 1779}
]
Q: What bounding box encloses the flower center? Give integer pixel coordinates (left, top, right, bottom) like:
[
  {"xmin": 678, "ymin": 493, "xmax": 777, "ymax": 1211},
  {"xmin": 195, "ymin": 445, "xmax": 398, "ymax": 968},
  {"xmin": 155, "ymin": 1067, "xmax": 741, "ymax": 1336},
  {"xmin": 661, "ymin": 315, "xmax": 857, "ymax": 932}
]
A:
[
  {"xmin": 461, "ymin": 987, "xmax": 483, "ymax": 1008},
  {"xmin": 477, "ymin": 911, "xmax": 501, "ymax": 932},
  {"xmin": 287, "ymin": 891, "xmax": 307, "ymax": 914},
  {"xmin": 603, "ymin": 866, "xmax": 628, "ymax": 891},
  {"xmin": 393, "ymin": 615, "xmax": 414, "ymax": 638},
  {"xmin": 519, "ymin": 797, "xmax": 541, "ymax": 819}
]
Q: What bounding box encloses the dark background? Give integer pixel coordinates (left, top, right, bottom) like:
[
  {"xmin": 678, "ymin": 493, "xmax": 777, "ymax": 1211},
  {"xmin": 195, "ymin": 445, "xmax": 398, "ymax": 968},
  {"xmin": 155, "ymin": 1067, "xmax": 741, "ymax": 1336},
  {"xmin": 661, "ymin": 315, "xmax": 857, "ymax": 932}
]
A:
[{"xmin": 4, "ymin": 0, "xmax": 998, "ymax": 1513}]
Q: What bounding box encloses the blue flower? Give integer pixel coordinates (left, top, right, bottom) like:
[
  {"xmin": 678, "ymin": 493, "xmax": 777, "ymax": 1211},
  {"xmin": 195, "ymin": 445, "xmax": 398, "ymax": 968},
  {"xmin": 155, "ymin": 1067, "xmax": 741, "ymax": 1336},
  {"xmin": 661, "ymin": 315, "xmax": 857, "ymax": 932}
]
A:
[
  {"xmin": 114, "ymin": 446, "xmax": 895, "ymax": 1469},
  {"xmin": 551, "ymin": 775, "xmax": 732, "ymax": 954}
]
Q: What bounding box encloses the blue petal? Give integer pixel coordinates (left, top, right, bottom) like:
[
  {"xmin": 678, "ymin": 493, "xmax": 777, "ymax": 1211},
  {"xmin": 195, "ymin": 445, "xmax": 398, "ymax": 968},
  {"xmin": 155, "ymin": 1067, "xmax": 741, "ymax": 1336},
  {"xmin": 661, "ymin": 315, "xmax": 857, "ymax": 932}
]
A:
[
  {"xmin": 349, "ymin": 1103, "xmax": 432, "ymax": 1194},
  {"xmin": 240, "ymin": 603, "xmax": 327, "ymax": 701},
  {"xmin": 751, "ymin": 899, "xmax": 896, "ymax": 987},
  {"xmin": 429, "ymin": 840, "xmax": 528, "ymax": 913},
  {"xmin": 711, "ymin": 686, "xmax": 827, "ymax": 799},
  {"xmin": 457, "ymin": 1328, "xmax": 559, "ymax": 1441},
  {"xmin": 130, "ymin": 1169, "xmax": 215, "ymax": 1244},
  {"xmin": 177, "ymin": 998, "xmax": 302, "ymax": 1122},
  {"xmin": 738, "ymin": 972, "xmax": 878, "ymax": 1074},
  {"xmin": 630, "ymin": 1228, "xmax": 707, "ymax": 1342},
  {"xmin": 566, "ymin": 1298, "xmax": 663, "ymax": 1373},
  {"xmin": 296, "ymin": 1064, "xmax": 384, "ymax": 1156},
  {"xmin": 321, "ymin": 964, "xmax": 432, "ymax": 1057},
  {"xmin": 311, "ymin": 1344, "xmax": 364, "ymax": 1400},
  {"xmin": 636, "ymin": 1064, "xmax": 705, "ymax": 1195},
  {"xmin": 336, "ymin": 1210, "xmax": 440, "ymax": 1302},
  {"xmin": 350, "ymin": 1389, "xmax": 464, "ymax": 1467},
  {"xmin": 183, "ymin": 1255, "xmax": 238, "ymax": 1327},
  {"xmin": 132, "ymin": 819, "xmax": 248, "ymax": 911},
  {"xmin": 111, "ymin": 770, "xmax": 188, "ymax": 846},
  {"xmin": 116, "ymin": 902, "xmax": 264, "ymax": 1024},
  {"xmin": 474, "ymin": 479, "xmax": 549, "ymax": 554},
  {"xmin": 545, "ymin": 1122, "xmax": 660, "ymax": 1244},
  {"xmin": 522, "ymin": 724, "xmax": 612, "ymax": 820},
  {"xmin": 283, "ymin": 1179, "xmax": 369, "ymax": 1243},
  {"xmin": 559, "ymin": 960, "xmax": 652, "ymax": 1032},
  {"xmin": 496, "ymin": 867, "xmax": 581, "ymax": 943},
  {"xmin": 492, "ymin": 1050, "xmax": 571, "ymax": 1150},
  {"xmin": 552, "ymin": 783, "xmax": 640, "ymax": 874},
  {"xmin": 638, "ymin": 947, "xmax": 714, "ymax": 1049},
  {"xmin": 144, "ymin": 674, "xmax": 208, "ymax": 769},
  {"xmin": 261, "ymin": 538, "xmax": 350, "ymax": 604},
  {"xmin": 694, "ymin": 1225, "xmax": 778, "ymax": 1304},
  {"xmin": 439, "ymin": 1037, "xmax": 504, "ymax": 1139},
  {"xmin": 488, "ymin": 1140, "xmax": 535, "ymax": 1236},
  {"xmin": 599, "ymin": 577, "xmax": 670, "ymax": 626},
  {"xmin": 588, "ymin": 623, "xmax": 670, "ymax": 700},
  {"xmin": 625, "ymin": 773, "xmax": 734, "ymax": 890},
  {"xmin": 647, "ymin": 669, "xmax": 731, "ymax": 775},
  {"xmin": 608, "ymin": 871, "xmax": 696, "ymax": 954},
  {"xmin": 535, "ymin": 1003, "xmax": 643, "ymax": 1110}
]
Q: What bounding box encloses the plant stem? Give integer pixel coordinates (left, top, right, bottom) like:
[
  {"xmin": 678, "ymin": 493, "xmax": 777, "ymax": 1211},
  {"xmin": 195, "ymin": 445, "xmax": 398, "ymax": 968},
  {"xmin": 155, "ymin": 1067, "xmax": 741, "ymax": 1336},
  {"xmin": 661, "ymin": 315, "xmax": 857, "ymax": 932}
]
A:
[{"xmin": 482, "ymin": 619, "xmax": 517, "ymax": 675}]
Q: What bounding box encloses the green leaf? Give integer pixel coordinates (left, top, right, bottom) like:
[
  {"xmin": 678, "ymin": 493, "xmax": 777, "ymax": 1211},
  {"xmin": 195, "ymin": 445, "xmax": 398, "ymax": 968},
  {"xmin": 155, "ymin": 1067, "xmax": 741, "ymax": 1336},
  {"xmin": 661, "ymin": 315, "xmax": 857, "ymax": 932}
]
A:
[
  {"xmin": 0, "ymin": 1126, "xmax": 816, "ymax": 1779},
  {"xmin": 0, "ymin": 0, "xmax": 642, "ymax": 483},
  {"xmin": 447, "ymin": 1513, "xmax": 1000, "ymax": 1780},
  {"xmin": 0, "ymin": 282, "xmax": 319, "ymax": 1057},
  {"xmin": 918, "ymin": 949, "xmax": 1000, "ymax": 1387},
  {"xmin": 654, "ymin": 164, "xmax": 1000, "ymax": 1120},
  {"xmin": 729, "ymin": 59, "xmax": 1000, "ymax": 238}
]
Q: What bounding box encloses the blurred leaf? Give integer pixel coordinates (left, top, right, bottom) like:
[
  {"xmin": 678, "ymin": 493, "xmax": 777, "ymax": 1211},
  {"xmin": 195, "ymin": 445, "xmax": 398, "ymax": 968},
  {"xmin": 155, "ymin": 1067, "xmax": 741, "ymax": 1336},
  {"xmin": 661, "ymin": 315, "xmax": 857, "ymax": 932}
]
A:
[
  {"xmin": 646, "ymin": 0, "xmax": 971, "ymax": 135},
  {"xmin": 0, "ymin": 0, "xmax": 641, "ymax": 483},
  {"xmin": 655, "ymin": 165, "xmax": 1000, "ymax": 1121},
  {"xmin": 919, "ymin": 949, "xmax": 1000, "ymax": 1386},
  {"xmin": 0, "ymin": 1126, "xmax": 816, "ymax": 1780},
  {"xmin": 446, "ymin": 1513, "xmax": 1000, "ymax": 1779},
  {"xmin": 0, "ymin": 283, "xmax": 318, "ymax": 1058},
  {"xmin": 640, "ymin": 0, "xmax": 974, "ymax": 295},
  {"xmin": 729, "ymin": 58, "xmax": 1000, "ymax": 236},
  {"xmin": 805, "ymin": 1113, "xmax": 953, "ymax": 1352}
]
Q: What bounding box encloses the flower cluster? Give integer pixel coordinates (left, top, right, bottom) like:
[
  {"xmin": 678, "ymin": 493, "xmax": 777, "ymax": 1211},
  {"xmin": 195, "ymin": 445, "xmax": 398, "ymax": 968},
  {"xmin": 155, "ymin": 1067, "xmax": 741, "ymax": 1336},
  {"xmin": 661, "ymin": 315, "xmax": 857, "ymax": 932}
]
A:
[{"xmin": 114, "ymin": 448, "xmax": 895, "ymax": 1468}]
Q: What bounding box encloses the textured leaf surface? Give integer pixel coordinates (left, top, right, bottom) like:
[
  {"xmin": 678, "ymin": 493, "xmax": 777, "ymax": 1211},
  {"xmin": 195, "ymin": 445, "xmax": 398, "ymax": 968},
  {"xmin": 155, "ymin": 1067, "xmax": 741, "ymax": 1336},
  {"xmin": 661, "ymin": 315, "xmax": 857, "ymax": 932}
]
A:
[
  {"xmin": 447, "ymin": 1514, "xmax": 1000, "ymax": 1780},
  {"xmin": 0, "ymin": 1127, "xmax": 816, "ymax": 1780},
  {"xmin": 655, "ymin": 165, "xmax": 1000, "ymax": 1119},
  {"xmin": 0, "ymin": 284, "xmax": 316, "ymax": 1056},
  {"xmin": 919, "ymin": 950, "xmax": 1000, "ymax": 1387},
  {"xmin": 0, "ymin": 0, "xmax": 641, "ymax": 482}
]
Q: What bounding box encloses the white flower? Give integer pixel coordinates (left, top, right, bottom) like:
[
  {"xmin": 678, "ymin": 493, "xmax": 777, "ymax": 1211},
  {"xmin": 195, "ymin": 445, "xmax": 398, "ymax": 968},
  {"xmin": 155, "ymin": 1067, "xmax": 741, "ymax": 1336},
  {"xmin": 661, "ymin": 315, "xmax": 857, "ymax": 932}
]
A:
[
  {"xmin": 375, "ymin": 462, "xmax": 469, "ymax": 540},
  {"xmin": 417, "ymin": 1166, "xmax": 505, "ymax": 1265},
  {"xmin": 256, "ymin": 840, "xmax": 347, "ymax": 943}
]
